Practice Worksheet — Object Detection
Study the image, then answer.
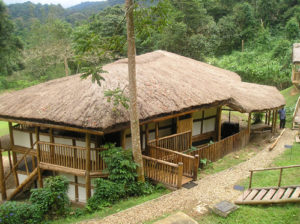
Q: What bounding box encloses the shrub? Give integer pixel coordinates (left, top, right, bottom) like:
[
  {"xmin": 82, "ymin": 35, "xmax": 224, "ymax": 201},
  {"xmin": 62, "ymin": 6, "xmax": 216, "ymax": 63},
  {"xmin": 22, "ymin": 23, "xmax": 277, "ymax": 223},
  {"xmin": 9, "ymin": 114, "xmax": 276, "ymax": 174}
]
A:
[
  {"xmin": 30, "ymin": 176, "xmax": 70, "ymax": 218},
  {"xmin": 87, "ymin": 144, "xmax": 155, "ymax": 211},
  {"xmin": 87, "ymin": 178, "xmax": 125, "ymax": 211},
  {"xmin": 0, "ymin": 201, "xmax": 43, "ymax": 224}
]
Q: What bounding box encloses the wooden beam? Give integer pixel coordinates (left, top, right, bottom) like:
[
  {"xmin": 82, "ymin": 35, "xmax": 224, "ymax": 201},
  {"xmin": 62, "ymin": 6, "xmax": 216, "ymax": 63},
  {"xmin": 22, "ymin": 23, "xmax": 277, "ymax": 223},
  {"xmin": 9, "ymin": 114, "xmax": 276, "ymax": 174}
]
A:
[
  {"xmin": 39, "ymin": 162, "xmax": 85, "ymax": 176},
  {"xmin": 217, "ymin": 106, "xmax": 222, "ymax": 141},
  {"xmin": 85, "ymin": 133, "xmax": 91, "ymax": 200},
  {"xmin": 9, "ymin": 122, "xmax": 19, "ymax": 187},
  {"xmin": 274, "ymin": 109, "xmax": 278, "ymax": 132},
  {"xmin": 0, "ymin": 117, "xmax": 104, "ymax": 135},
  {"xmin": 248, "ymin": 113, "xmax": 252, "ymax": 134},
  {"xmin": 200, "ymin": 111, "xmax": 204, "ymax": 134},
  {"xmin": 49, "ymin": 128, "xmax": 55, "ymax": 164},
  {"xmin": 72, "ymin": 139, "xmax": 79, "ymax": 202},
  {"xmin": 121, "ymin": 130, "xmax": 126, "ymax": 149},
  {"xmin": 155, "ymin": 122, "xmax": 159, "ymax": 147},
  {"xmin": 0, "ymin": 145, "xmax": 7, "ymax": 200},
  {"xmin": 145, "ymin": 124, "xmax": 149, "ymax": 155},
  {"xmin": 35, "ymin": 127, "xmax": 43, "ymax": 188},
  {"xmin": 7, "ymin": 168, "xmax": 38, "ymax": 201},
  {"xmin": 29, "ymin": 133, "xmax": 36, "ymax": 170}
]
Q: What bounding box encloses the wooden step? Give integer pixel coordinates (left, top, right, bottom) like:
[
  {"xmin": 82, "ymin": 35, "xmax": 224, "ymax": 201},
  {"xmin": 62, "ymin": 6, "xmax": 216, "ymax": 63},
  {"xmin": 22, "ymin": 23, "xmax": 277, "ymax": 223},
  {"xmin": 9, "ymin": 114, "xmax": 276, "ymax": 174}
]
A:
[{"xmin": 235, "ymin": 186, "xmax": 300, "ymax": 205}]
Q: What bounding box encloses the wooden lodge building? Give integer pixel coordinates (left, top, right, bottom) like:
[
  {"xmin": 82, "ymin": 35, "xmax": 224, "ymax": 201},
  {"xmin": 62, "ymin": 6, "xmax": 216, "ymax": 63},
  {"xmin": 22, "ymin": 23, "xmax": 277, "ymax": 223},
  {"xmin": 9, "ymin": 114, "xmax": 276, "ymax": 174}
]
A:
[{"xmin": 0, "ymin": 51, "xmax": 285, "ymax": 203}]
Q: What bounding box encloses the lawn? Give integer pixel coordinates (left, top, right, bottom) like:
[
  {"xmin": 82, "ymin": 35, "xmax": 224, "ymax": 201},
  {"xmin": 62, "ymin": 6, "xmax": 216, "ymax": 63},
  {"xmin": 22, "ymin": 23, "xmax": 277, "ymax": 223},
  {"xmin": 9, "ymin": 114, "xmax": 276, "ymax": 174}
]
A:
[
  {"xmin": 197, "ymin": 143, "xmax": 300, "ymax": 224},
  {"xmin": 0, "ymin": 121, "xmax": 8, "ymax": 137}
]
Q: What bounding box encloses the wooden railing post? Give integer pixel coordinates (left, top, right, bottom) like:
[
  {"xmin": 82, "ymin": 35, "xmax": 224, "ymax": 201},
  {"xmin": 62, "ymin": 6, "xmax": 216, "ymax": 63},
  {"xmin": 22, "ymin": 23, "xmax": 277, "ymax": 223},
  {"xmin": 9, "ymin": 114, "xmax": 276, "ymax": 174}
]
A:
[
  {"xmin": 0, "ymin": 147, "xmax": 7, "ymax": 200},
  {"xmin": 278, "ymin": 168, "xmax": 283, "ymax": 187},
  {"xmin": 193, "ymin": 155, "xmax": 199, "ymax": 181},
  {"xmin": 35, "ymin": 127, "xmax": 43, "ymax": 188},
  {"xmin": 85, "ymin": 133, "xmax": 91, "ymax": 200},
  {"xmin": 9, "ymin": 122, "xmax": 19, "ymax": 187},
  {"xmin": 249, "ymin": 171, "xmax": 253, "ymax": 189},
  {"xmin": 177, "ymin": 162, "xmax": 183, "ymax": 189}
]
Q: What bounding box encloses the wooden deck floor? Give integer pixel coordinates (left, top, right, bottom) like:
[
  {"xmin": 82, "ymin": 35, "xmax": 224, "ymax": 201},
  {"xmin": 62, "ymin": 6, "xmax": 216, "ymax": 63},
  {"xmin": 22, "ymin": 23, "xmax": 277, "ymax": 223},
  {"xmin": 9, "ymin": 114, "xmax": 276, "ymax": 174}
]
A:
[{"xmin": 235, "ymin": 186, "xmax": 300, "ymax": 205}]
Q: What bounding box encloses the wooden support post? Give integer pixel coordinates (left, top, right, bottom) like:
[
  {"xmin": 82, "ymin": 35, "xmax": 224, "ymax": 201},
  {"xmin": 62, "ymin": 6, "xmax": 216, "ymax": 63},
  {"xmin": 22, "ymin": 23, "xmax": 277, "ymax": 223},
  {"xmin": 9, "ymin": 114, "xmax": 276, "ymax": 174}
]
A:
[
  {"xmin": 272, "ymin": 110, "xmax": 276, "ymax": 133},
  {"xmin": 247, "ymin": 113, "xmax": 252, "ymax": 134},
  {"xmin": 145, "ymin": 124, "xmax": 149, "ymax": 155},
  {"xmin": 121, "ymin": 130, "xmax": 126, "ymax": 149},
  {"xmin": 8, "ymin": 122, "xmax": 19, "ymax": 187},
  {"xmin": 249, "ymin": 171, "xmax": 253, "ymax": 189},
  {"xmin": 140, "ymin": 125, "xmax": 144, "ymax": 150},
  {"xmin": 278, "ymin": 168, "xmax": 283, "ymax": 187},
  {"xmin": 265, "ymin": 111, "xmax": 268, "ymax": 124},
  {"xmin": 85, "ymin": 133, "xmax": 91, "ymax": 200},
  {"xmin": 274, "ymin": 109, "xmax": 278, "ymax": 133},
  {"xmin": 29, "ymin": 133, "xmax": 36, "ymax": 170},
  {"xmin": 217, "ymin": 107, "xmax": 222, "ymax": 141},
  {"xmin": 268, "ymin": 110, "xmax": 271, "ymax": 126},
  {"xmin": 155, "ymin": 122, "xmax": 159, "ymax": 146},
  {"xmin": 0, "ymin": 147, "xmax": 7, "ymax": 200},
  {"xmin": 177, "ymin": 162, "xmax": 183, "ymax": 189},
  {"xmin": 200, "ymin": 111, "xmax": 205, "ymax": 134},
  {"xmin": 72, "ymin": 139, "xmax": 79, "ymax": 202},
  {"xmin": 35, "ymin": 127, "xmax": 43, "ymax": 188},
  {"xmin": 49, "ymin": 128, "xmax": 55, "ymax": 164},
  {"xmin": 193, "ymin": 155, "xmax": 199, "ymax": 181}
]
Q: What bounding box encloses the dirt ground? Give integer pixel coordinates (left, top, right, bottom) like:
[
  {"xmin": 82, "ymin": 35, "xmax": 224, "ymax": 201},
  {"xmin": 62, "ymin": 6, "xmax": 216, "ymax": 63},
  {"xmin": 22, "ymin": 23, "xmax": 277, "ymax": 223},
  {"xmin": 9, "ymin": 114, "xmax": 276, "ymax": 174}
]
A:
[{"xmin": 80, "ymin": 128, "xmax": 296, "ymax": 224}]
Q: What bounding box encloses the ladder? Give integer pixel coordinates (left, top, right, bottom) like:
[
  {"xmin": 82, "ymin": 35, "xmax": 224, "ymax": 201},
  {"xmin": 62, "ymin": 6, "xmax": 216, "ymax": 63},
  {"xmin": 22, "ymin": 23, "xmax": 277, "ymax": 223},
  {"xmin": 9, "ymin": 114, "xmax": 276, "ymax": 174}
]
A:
[{"xmin": 235, "ymin": 165, "xmax": 300, "ymax": 205}]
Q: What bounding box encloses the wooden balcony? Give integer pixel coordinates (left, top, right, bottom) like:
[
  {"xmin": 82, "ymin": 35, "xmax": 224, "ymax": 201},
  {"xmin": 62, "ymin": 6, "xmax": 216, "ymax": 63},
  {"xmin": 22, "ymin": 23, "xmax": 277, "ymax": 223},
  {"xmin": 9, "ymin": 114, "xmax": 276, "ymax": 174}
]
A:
[{"xmin": 37, "ymin": 141, "xmax": 108, "ymax": 177}]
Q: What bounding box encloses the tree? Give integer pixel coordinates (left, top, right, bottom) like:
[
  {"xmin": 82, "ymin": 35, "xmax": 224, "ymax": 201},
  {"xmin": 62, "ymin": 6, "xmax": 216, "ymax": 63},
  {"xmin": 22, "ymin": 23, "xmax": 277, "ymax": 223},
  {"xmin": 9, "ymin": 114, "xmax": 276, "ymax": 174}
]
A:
[
  {"xmin": 0, "ymin": 0, "xmax": 23, "ymax": 80},
  {"xmin": 125, "ymin": 0, "xmax": 145, "ymax": 182}
]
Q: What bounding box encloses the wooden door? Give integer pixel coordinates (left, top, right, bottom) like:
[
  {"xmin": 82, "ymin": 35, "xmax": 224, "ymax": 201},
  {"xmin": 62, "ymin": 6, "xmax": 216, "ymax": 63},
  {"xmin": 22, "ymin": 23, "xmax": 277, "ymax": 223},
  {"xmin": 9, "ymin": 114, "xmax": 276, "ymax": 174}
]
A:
[{"xmin": 177, "ymin": 117, "xmax": 193, "ymax": 133}]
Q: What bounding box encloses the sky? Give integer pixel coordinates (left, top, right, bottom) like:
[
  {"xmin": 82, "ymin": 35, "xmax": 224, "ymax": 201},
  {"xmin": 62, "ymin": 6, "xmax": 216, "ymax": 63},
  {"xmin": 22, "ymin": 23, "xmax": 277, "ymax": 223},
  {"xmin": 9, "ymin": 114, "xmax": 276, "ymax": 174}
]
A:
[{"xmin": 3, "ymin": 0, "xmax": 105, "ymax": 8}]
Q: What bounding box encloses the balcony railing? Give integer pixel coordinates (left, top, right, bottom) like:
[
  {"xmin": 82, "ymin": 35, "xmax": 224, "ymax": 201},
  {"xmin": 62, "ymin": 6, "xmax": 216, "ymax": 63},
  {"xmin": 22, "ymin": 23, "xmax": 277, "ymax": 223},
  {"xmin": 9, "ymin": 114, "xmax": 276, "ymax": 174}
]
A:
[{"xmin": 37, "ymin": 141, "xmax": 106, "ymax": 172}]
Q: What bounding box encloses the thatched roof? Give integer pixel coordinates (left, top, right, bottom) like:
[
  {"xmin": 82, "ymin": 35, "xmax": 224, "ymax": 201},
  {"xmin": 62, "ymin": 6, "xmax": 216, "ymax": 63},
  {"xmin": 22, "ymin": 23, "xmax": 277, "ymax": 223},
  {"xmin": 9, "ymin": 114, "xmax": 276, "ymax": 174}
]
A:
[
  {"xmin": 0, "ymin": 50, "xmax": 285, "ymax": 132},
  {"xmin": 293, "ymin": 43, "xmax": 300, "ymax": 63},
  {"xmin": 227, "ymin": 82, "xmax": 285, "ymax": 113}
]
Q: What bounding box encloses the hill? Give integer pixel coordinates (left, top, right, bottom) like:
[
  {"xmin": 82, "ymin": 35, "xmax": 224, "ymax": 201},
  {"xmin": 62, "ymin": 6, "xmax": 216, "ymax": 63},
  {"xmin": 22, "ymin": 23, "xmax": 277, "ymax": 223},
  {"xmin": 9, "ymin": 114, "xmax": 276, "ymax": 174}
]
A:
[{"xmin": 7, "ymin": 0, "xmax": 124, "ymax": 25}]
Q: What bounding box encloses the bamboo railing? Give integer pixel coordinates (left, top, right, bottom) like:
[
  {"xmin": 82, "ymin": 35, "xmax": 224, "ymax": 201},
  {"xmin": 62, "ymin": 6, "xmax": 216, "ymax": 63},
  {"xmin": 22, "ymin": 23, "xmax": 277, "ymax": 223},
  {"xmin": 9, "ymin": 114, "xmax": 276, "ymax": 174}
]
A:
[
  {"xmin": 142, "ymin": 155, "xmax": 183, "ymax": 189},
  {"xmin": 149, "ymin": 146, "xmax": 198, "ymax": 179},
  {"xmin": 148, "ymin": 131, "xmax": 192, "ymax": 152},
  {"xmin": 187, "ymin": 129, "xmax": 250, "ymax": 162},
  {"xmin": 38, "ymin": 141, "xmax": 106, "ymax": 171}
]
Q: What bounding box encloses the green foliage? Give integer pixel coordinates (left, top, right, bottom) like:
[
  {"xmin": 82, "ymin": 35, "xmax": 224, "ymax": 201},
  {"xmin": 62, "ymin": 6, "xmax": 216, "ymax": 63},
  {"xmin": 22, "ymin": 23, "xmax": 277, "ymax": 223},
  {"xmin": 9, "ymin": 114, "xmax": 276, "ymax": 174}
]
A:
[
  {"xmin": 253, "ymin": 113, "xmax": 263, "ymax": 124},
  {"xmin": 0, "ymin": 201, "xmax": 43, "ymax": 224},
  {"xmin": 0, "ymin": 0, "xmax": 23, "ymax": 78},
  {"xmin": 285, "ymin": 17, "xmax": 300, "ymax": 40},
  {"xmin": 104, "ymin": 87, "xmax": 129, "ymax": 110},
  {"xmin": 30, "ymin": 176, "xmax": 70, "ymax": 218},
  {"xmin": 87, "ymin": 178, "xmax": 125, "ymax": 210},
  {"xmin": 87, "ymin": 144, "xmax": 155, "ymax": 212},
  {"xmin": 0, "ymin": 176, "xmax": 69, "ymax": 224}
]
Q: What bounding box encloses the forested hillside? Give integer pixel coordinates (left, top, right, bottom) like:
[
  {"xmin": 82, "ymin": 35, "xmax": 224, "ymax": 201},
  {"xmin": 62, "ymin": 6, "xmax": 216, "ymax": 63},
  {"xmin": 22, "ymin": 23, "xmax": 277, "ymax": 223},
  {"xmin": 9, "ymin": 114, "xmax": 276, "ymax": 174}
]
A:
[{"xmin": 1, "ymin": 0, "xmax": 300, "ymax": 92}]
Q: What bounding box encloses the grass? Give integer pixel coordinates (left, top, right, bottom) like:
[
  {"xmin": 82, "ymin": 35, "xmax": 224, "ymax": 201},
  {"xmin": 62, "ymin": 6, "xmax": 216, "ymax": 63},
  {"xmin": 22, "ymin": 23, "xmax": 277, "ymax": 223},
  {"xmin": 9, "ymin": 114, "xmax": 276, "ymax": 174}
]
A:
[
  {"xmin": 199, "ymin": 147, "xmax": 261, "ymax": 176},
  {"xmin": 196, "ymin": 143, "xmax": 300, "ymax": 224},
  {"xmin": 0, "ymin": 121, "xmax": 8, "ymax": 137},
  {"xmin": 50, "ymin": 189, "xmax": 170, "ymax": 224}
]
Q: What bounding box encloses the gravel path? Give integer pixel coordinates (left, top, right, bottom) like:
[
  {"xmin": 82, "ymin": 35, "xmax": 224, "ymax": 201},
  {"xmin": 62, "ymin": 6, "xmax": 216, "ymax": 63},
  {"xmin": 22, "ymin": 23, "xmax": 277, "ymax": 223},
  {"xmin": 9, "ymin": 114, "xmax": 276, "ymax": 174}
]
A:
[{"xmin": 80, "ymin": 129, "xmax": 296, "ymax": 224}]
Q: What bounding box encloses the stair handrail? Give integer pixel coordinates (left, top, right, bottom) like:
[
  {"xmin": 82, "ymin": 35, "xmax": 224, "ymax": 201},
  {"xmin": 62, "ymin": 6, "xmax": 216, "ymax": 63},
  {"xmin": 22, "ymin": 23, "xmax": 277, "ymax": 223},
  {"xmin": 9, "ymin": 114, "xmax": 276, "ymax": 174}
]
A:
[{"xmin": 249, "ymin": 164, "xmax": 300, "ymax": 188}]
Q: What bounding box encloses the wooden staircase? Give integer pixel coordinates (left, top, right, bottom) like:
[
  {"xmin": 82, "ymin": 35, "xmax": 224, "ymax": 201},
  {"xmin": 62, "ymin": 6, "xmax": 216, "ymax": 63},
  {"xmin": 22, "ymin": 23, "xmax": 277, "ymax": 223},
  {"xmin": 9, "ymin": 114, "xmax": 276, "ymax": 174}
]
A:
[
  {"xmin": 235, "ymin": 165, "xmax": 300, "ymax": 205},
  {"xmin": 236, "ymin": 186, "xmax": 300, "ymax": 205}
]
